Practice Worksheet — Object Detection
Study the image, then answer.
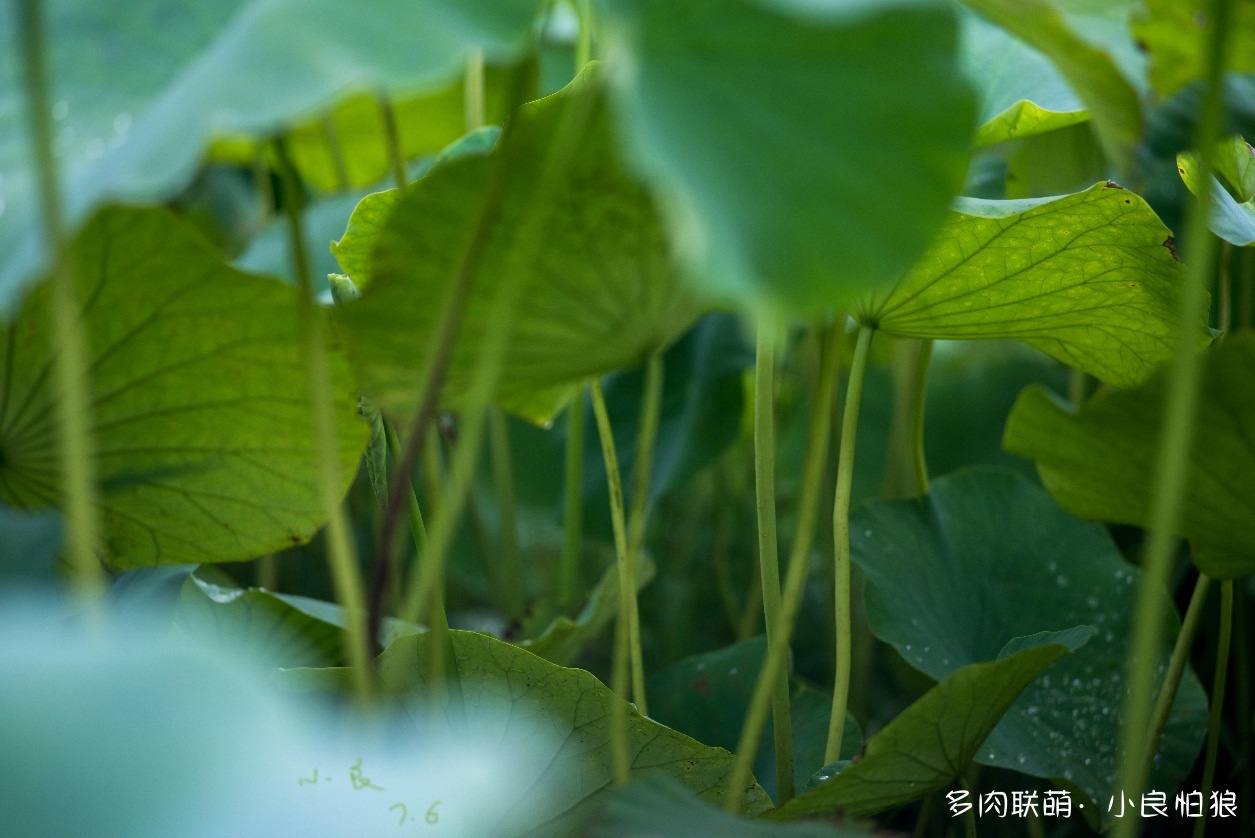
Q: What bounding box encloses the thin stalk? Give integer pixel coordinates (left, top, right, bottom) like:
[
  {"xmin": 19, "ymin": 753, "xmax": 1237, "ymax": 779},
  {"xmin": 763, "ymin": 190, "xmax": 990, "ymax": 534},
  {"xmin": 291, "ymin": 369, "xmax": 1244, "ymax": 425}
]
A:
[
  {"xmin": 1068, "ymin": 367, "xmax": 1089, "ymax": 408},
  {"xmin": 1193, "ymin": 580, "xmax": 1234, "ymax": 838},
  {"xmin": 253, "ymin": 148, "xmax": 275, "ymax": 222},
  {"xmin": 751, "ymin": 325, "xmax": 795, "ymax": 802},
  {"xmin": 465, "ymin": 49, "xmax": 485, "ymax": 133},
  {"xmin": 1235, "ymin": 584, "xmax": 1252, "ymax": 838},
  {"xmin": 591, "ymin": 378, "xmax": 634, "ymax": 782},
  {"xmin": 960, "ymin": 779, "xmax": 978, "ymax": 838},
  {"xmin": 1143, "ymin": 574, "xmax": 1212, "ymax": 780},
  {"xmin": 274, "ymin": 137, "xmax": 371, "ymax": 701},
  {"xmin": 1240, "ymin": 247, "xmax": 1253, "ymax": 331},
  {"xmin": 423, "ymin": 428, "xmax": 444, "ymax": 516},
  {"xmin": 576, "ymin": 0, "xmax": 594, "ymax": 69},
  {"xmin": 376, "ymin": 68, "xmax": 534, "ymax": 637},
  {"xmin": 909, "ymin": 338, "xmax": 933, "ymax": 498},
  {"xmin": 379, "ymin": 96, "xmax": 408, "ymax": 191},
  {"xmin": 736, "ymin": 570, "xmax": 764, "ymax": 641},
  {"xmin": 19, "ymin": 0, "xmax": 105, "ymax": 599},
  {"xmin": 1111, "ymin": 0, "xmax": 1233, "ymax": 831},
  {"xmin": 321, "ymin": 114, "xmax": 350, "ymax": 191},
  {"xmin": 487, "ymin": 407, "xmax": 523, "ymax": 618},
  {"xmin": 624, "ymin": 354, "xmax": 664, "ymax": 716},
  {"xmin": 385, "ymin": 424, "xmax": 432, "ymax": 605},
  {"xmin": 726, "ymin": 322, "xmax": 842, "ymax": 810},
  {"xmin": 257, "ymin": 556, "xmax": 278, "ymax": 590},
  {"xmin": 559, "ymin": 387, "xmax": 586, "ymax": 606},
  {"xmin": 611, "ymin": 592, "xmax": 632, "ymax": 784},
  {"xmin": 1219, "ymin": 243, "xmax": 1233, "ymax": 335},
  {"xmin": 826, "ymin": 325, "xmax": 874, "ymax": 765},
  {"xmin": 397, "ymin": 73, "xmax": 593, "ymax": 632}
]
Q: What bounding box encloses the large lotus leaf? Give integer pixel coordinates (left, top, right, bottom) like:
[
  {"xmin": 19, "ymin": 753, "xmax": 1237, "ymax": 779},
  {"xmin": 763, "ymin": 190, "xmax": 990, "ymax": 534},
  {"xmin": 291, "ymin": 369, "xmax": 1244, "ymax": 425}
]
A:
[
  {"xmin": 1177, "ymin": 137, "xmax": 1255, "ymax": 246},
  {"xmin": 1005, "ymin": 335, "xmax": 1255, "ymax": 579},
  {"xmin": 960, "ymin": 9, "xmax": 1088, "ymax": 146},
  {"xmin": 851, "ymin": 469, "xmax": 1207, "ymax": 817},
  {"xmin": 328, "ymin": 126, "xmax": 502, "ymax": 290},
  {"xmin": 961, "ymin": 0, "xmax": 1143, "ymax": 168},
  {"xmin": 1133, "ymin": 0, "xmax": 1255, "ymax": 99},
  {"xmin": 586, "ymin": 776, "xmax": 872, "ymax": 838},
  {"xmin": 0, "ymin": 0, "xmax": 545, "ymax": 314},
  {"xmin": 862, "ymin": 182, "xmax": 1210, "ymax": 388},
  {"xmin": 0, "ymin": 206, "xmax": 367, "ymax": 569},
  {"xmin": 334, "ymin": 71, "xmax": 705, "ymax": 427},
  {"xmin": 595, "ymin": 0, "xmax": 975, "ymax": 318},
  {"xmin": 766, "ymin": 633, "xmax": 1087, "ymax": 821},
  {"xmin": 300, "ymin": 630, "xmax": 774, "ymax": 835},
  {"xmin": 646, "ymin": 637, "xmax": 861, "ymax": 805}
]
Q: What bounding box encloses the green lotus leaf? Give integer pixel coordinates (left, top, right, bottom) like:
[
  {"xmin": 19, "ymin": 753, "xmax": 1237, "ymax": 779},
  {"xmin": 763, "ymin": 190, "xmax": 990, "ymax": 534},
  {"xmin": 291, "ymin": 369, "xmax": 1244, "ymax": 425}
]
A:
[
  {"xmin": 0, "ymin": 206, "xmax": 367, "ymax": 569},
  {"xmin": 1177, "ymin": 137, "xmax": 1255, "ymax": 246},
  {"xmin": 962, "ymin": 0, "xmax": 1143, "ymax": 168},
  {"xmin": 850, "ymin": 469, "xmax": 1207, "ymax": 822},
  {"xmin": 290, "ymin": 629, "xmax": 774, "ymax": 835},
  {"xmin": 864, "ymin": 182, "xmax": 1210, "ymax": 388},
  {"xmin": 333, "ymin": 70, "xmax": 705, "ymax": 426},
  {"xmin": 1005, "ymin": 335, "xmax": 1255, "ymax": 579},
  {"xmin": 766, "ymin": 634, "xmax": 1085, "ymax": 820},
  {"xmin": 0, "ymin": 0, "xmax": 545, "ymax": 313},
  {"xmin": 1133, "ymin": 0, "xmax": 1255, "ymax": 98},
  {"xmin": 596, "ymin": 0, "xmax": 975, "ymax": 317}
]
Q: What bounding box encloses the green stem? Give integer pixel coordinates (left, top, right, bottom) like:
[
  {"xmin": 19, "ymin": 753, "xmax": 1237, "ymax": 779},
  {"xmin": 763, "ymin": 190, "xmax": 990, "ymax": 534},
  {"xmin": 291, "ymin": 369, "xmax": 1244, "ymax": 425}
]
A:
[
  {"xmin": 576, "ymin": 0, "xmax": 593, "ymax": 69},
  {"xmin": 1143, "ymin": 574, "xmax": 1212, "ymax": 779},
  {"xmin": 624, "ymin": 354, "xmax": 664, "ymax": 716},
  {"xmin": 385, "ymin": 424, "xmax": 431, "ymax": 598},
  {"xmin": 1219, "ymin": 243, "xmax": 1233, "ymax": 335},
  {"xmin": 1111, "ymin": 1, "xmax": 1232, "ymax": 832},
  {"xmin": 274, "ymin": 137, "xmax": 371, "ymax": 701},
  {"xmin": 321, "ymin": 114, "xmax": 350, "ymax": 191},
  {"xmin": 751, "ymin": 325, "xmax": 795, "ymax": 803},
  {"xmin": 1193, "ymin": 580, "xmax": 1233, "ymax": 838},
  {"xmin": 559, "ymin": 387, "xmax": 586, "ymax": 606},
  {"xmin": 253, "ymin": 148, "xmax": 275, "ymax": 222},
  {"xmin": 826, "ymin": 325, "xmax": 874, "ymax": 765},
  {"xmin": 19, "ymin": 0, "xmax": 105, "ymax": 600},
  {"xmin": 398, "ymin": 70, "xmax": 593, "ymax": 631},
  {"xmin": 379, "ymin": 96, "xmax": 408, "ymax": 191},
  {"xmin": 465, "ymin": 49, "xmax": 485, "ymax": 133},
  {"xmin": 1240, "ymin": 247, "xmax": 1253, "ymax": 331},
  {"xmin": 1068, "ymin": 367, "xmax": 1089, "ymax": 408},
  {"xmin": 726, "ymin": 322, "xmax": 842, "ymax": 810},
  {"xmin": 487, "ymin": 407, "xmax": 523, "ymax": 618},
  {"xmin": 591, "ymin": 378, "xmax": 634, "ymax": 782},
  {"xmin": 960, "ymin": 778, "xmax": 978, "ymax": 838},
  {"xmin": 611, "ymin": 588, "xmax": 632, "ymax": 785},
  {"xmin": 1236, "ymin": 584, "xmax": 1253, "ymax": 838},
  {"xmin": 909, "ymin": 338, "xmax": 933, "ymax": 498},
  {"xmin": 257, "ymin": 555, "xmax": 278, "ymax": 590}
]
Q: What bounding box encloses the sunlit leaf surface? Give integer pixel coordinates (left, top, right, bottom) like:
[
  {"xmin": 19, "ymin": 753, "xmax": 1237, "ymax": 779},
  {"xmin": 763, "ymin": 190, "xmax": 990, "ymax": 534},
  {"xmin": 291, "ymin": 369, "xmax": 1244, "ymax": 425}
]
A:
[{"xmin": 865, "ymin": 182, "xmax": 1210, "ymax": 388}]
